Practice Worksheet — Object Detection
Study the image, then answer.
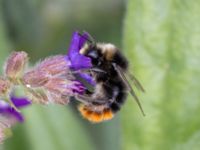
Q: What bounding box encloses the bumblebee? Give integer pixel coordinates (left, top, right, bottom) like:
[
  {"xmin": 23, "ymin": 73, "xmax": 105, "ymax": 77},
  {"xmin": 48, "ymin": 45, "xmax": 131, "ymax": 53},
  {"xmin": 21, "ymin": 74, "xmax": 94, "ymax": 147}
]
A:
[{"xmin": 75, "ymin": 35, "xmax": 145, "ymax": 123}]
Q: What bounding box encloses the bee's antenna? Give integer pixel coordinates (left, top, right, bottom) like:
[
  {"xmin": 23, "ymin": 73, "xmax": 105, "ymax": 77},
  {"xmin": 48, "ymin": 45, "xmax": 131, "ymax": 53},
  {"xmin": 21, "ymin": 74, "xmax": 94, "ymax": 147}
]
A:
[
  {"xmin": 127, "ymin": 71, "xmax": 145, "ymax": 92},
  {"xmin": 78, "ymin": 32, "xmax": 92, "ymax": 43},
  {"xmin": 82, "ymin": 31, "xmax": 96, "ymax": 46}
]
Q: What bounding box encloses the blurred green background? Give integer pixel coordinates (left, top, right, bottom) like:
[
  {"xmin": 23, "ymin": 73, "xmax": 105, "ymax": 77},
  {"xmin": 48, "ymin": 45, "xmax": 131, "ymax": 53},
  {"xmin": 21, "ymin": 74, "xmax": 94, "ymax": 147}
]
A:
[{"xmin": 0, "ymin": 0, "xmax": 200, "ymax": 150}]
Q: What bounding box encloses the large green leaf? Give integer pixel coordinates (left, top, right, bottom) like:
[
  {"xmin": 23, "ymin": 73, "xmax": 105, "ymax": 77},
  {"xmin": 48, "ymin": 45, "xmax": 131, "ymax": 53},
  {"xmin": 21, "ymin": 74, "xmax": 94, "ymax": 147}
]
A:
[{"xmin": 122, "ymin": 0, "xmax": 200, "ymax": 150}]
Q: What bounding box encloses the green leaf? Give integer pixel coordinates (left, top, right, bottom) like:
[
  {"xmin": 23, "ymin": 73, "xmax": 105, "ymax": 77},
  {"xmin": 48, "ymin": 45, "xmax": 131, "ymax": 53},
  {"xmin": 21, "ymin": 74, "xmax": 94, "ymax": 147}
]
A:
[{"xmin": 122, "ymin": 0, "xmax": 200, "ymax": 150}]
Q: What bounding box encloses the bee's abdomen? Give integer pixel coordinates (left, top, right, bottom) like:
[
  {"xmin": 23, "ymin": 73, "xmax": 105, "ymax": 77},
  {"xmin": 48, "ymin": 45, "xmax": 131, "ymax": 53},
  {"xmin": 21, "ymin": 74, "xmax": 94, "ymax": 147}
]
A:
[
  {"xmin": 78, "ymin": 104, "xmax": 114, "ymax": 123},
  {"xmin": 78, "ymin": 90, "xmax": 127, "ymax": 123},
  {"xmin": 109, "ymin": 91, "xmax": 127, "ymax": 113}
]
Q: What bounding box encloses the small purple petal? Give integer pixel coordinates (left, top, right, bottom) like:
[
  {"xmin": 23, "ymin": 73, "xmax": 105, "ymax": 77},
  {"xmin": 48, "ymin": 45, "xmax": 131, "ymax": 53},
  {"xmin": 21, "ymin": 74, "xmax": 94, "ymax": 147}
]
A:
[
  {"xmin": 67, "ymin": 31, "xmax": 92, "ymax": 70},
  {"xmin": 79, "ymin": 73, "xmax": 96, "ymax": 86},
  {"xmin": 0, "ymin": 100, "xmax": 24, "ymax": 122},
  {"xmin": 71, "ymin": 81, "xmax": 86, "ymax": 94},
  {"xmin": 68, "ymin": 31, "xmax": 80, "ymax": 57},
  {"xmin": 0, "ymin": 96, "xmax": 31, "ymax": 123},
  {"xmin": 4, "ymin": 107, "xmax": 24, "ymax": 122},
  {"xmin": 10, "ymin": 96, "xmax": 31, "ymax": 108},
  {"xmin": 78, "ymin": 31, "xmax": 91, "ymax": 49}
]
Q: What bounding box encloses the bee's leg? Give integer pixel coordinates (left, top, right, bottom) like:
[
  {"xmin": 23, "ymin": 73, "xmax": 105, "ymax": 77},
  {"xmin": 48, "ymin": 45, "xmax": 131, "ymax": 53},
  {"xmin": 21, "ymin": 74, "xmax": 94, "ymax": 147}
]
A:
[
  {"xmin": 74, "ymin": 94, "xmax": 91, "ymax": 104},
  {"xmin": 75, "ymin": 94, "xmax": 107, "ymax": 105},
  {"xmin": 71, "ymin": 68, "xmax": 105, "ymax": 74}
]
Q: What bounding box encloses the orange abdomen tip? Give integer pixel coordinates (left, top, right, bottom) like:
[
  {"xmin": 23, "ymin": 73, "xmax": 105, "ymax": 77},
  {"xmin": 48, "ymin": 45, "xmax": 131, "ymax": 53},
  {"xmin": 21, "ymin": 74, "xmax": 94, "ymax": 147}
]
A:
[
  {"xmin": 78, "ymin": 104, "xmax": 114, "ymax": 123},
  {"xmin": 102, "ymin": 109, "xmax": 114, "ymax": 121}
]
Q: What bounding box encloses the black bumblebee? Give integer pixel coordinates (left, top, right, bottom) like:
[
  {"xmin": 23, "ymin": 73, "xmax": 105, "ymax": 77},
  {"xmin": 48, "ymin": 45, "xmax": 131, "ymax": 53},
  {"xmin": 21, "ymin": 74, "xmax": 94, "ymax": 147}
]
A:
[{"xmin": 75, "ymin": 34, "xmax": 145, "ymax": 123}]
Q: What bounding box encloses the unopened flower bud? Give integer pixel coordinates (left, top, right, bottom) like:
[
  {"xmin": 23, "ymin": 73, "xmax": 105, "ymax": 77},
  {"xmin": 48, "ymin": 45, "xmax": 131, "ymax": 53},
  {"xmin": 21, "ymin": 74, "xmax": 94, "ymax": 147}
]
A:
[
  {"xmin": 37, "ymin": 55, "xmax": 72, "ymax": 77},
  {"xmin": 0, "ymin": 78, "xmax": 11, "ymax": 96},
  {"xmin": 22, "ymin": 70, "xmax": 49, "ymax": 88},
  {"xmin": 5, "ymin": 51, "xmax": 28, "ymax": 81}
]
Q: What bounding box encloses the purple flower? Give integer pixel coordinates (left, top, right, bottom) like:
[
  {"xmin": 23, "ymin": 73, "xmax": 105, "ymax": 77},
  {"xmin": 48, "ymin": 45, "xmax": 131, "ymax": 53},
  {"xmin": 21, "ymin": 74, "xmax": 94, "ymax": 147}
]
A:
[
  {"xmin": 78, "ymin": 73, "xmax": 96, "ymax": 86},
  {"xmin": 67, "ymin": 31, "xmax": 95, "ymax": 85},
  {"xmin": 67, "ymin": 31, "xmax": 92, "ymax": 70},
  {"xmin": 0, "ymin": 96, "xmax": 31, "ymax": 123},
  {"xmin": 11, "ymin": 96, "xmax": 31, "ymax": 108}
]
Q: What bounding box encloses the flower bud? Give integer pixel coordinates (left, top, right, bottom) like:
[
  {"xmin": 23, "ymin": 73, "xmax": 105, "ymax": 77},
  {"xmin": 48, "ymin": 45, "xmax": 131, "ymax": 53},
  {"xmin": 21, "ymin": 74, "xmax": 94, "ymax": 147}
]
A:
[
  {"xmin": 37, "ymin": 55, "xmax": 72, "ymax": 77},
  {"xmin": 22, "ymin": 70, "xmax": 49, "ymax": 88},
  {"xmin": 0, "ymin": 78, "xmax": 11, "ymax": 96},
  {"xmin": 5, "ymin": 51, "xmax": 28, "ymax": 81}
]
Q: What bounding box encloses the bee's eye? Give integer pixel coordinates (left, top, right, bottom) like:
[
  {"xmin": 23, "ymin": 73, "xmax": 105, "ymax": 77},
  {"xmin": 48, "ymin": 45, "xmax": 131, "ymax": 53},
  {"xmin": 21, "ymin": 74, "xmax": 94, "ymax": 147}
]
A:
[
  {"xmin": 87, "ymin": 50, "xmax": 99, "ymax": 59},
  {"xmin": 97, "ymin": 60, "xmax": 102, "ymax": 66}
]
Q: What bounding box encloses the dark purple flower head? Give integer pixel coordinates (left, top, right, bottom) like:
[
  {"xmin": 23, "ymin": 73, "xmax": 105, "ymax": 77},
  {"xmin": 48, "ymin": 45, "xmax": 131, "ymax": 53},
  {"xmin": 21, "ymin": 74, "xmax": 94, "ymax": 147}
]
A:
[
  {"xmin": 67, "ymin": 31, "xmax": 92, "ymax": 70},
  {"xmin": 0, "ymin": 96, "xmax": 31, "ymax": 123},
  {"xmin": 67, "ymin": 31, "xmax": 96, "ymax": 86}
]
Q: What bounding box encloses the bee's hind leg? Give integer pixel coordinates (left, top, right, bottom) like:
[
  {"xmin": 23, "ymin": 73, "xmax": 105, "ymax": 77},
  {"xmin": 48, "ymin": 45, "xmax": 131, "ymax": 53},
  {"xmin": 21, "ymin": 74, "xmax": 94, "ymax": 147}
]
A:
[{"xmin": 75, "ymin": 94, "xmax": 107, "ymax": 105}]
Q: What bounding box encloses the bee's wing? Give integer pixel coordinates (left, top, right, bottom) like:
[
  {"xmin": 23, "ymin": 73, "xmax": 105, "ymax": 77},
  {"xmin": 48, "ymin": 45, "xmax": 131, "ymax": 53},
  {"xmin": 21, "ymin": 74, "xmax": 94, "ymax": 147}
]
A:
[
  {"xmin": 112, "ymin": 63, "xmax": 145, "ymax": 116},
  {"xmin": 127, "ymin": 71, "xmax": 145, "ymax": 92}
]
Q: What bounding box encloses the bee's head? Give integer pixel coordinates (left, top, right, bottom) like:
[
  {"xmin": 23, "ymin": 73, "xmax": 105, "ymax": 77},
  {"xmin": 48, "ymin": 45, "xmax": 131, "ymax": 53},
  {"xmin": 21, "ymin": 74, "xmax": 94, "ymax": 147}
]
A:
[
  {"xmin": 80, "ymin": 43, "xmax": 128, "ymax": 70},
  {"xmin": 80, "ymin": 43, "xmax": 103, "ymax": 66},
  {"xmin": 96, "ymin": 43, "xmax": 128, "ymax": 70}
]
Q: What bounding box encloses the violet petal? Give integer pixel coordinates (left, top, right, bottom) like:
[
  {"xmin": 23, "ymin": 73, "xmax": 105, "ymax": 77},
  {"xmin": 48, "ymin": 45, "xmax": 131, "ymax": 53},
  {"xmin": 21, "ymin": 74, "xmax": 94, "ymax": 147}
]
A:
[
  {"xmin": 78, "ymin": 31, "xmax": 91, "ymax": 49},
  {"xmin": 71, "ymin": 81, "xmax": 86, "ymax": 94},
  {"xmin": 68, "ymin": 31, "xmax": 79, "ymax": 57},
  {"xmin": 0, "ymin": 100, "xmax": 24, "ymax": 122},
  {"xmin": 10, "ymin": 96, "xmax": 31, "ymax": 108},
  {"xmin": 78, "ymin": 73, "xmax": 96, "ymax": 86},
  {"xmin": 67, "ymin": 31, "xmax": 92, "ymax": 70},
  {"xmin": 0, "ymin": 96, "xmax": 31, "ymax": 123},
  {"xmin": 4, "ymin": 107, "xmax": 24, "ymax": 122}
]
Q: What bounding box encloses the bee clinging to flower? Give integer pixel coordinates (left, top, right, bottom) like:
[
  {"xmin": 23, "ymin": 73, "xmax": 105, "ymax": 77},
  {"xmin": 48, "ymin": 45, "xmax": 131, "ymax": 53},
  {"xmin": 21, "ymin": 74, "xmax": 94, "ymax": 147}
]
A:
[
  {"xmin": 68, "ymin": 31, "xmax": 145, "ymax": 123},
  {"xmin": 0, "ymin": 31, "xmax": 145, "ymax": 144}
]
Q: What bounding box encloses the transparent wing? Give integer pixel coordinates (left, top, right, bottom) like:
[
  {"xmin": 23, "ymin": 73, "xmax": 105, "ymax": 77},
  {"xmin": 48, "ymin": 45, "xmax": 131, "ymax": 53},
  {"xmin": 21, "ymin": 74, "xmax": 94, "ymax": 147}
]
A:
[
  {"xmin": 127, "ymin": 71, "xmax": 145, "ymax": 92},
  {"xmin": 112, "ymin": 63, "xmax": 145, "ymax": 116}
]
